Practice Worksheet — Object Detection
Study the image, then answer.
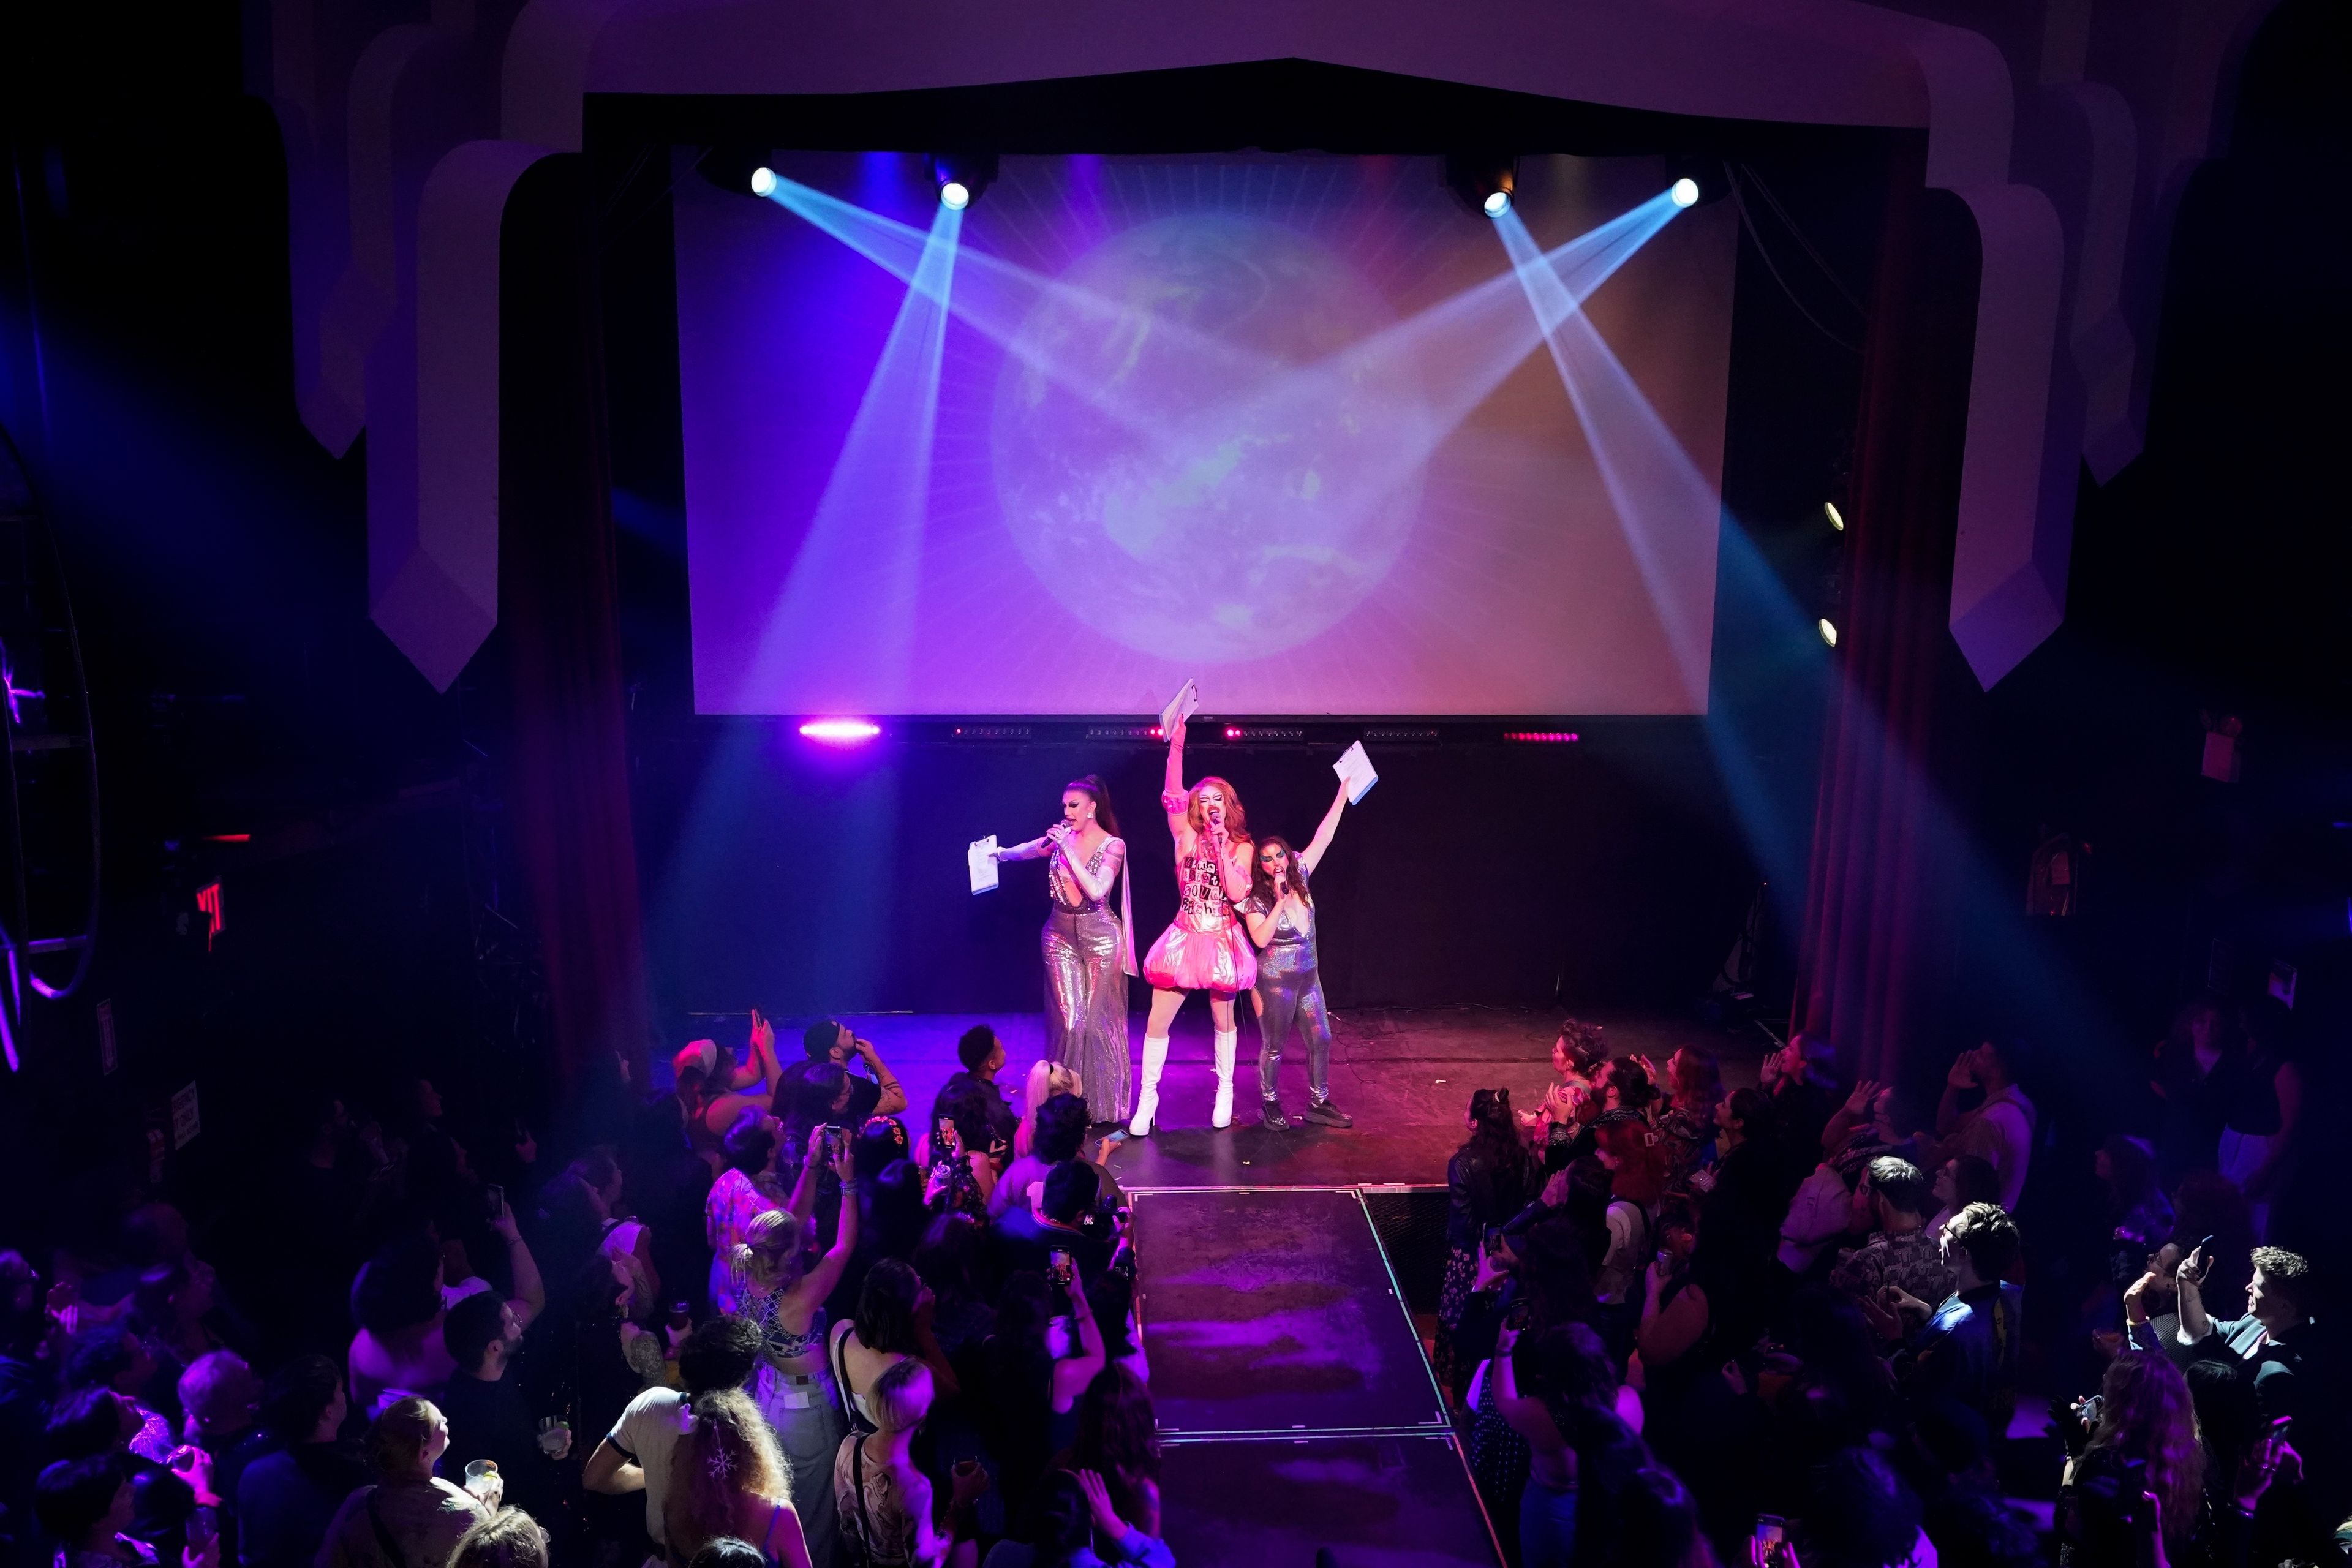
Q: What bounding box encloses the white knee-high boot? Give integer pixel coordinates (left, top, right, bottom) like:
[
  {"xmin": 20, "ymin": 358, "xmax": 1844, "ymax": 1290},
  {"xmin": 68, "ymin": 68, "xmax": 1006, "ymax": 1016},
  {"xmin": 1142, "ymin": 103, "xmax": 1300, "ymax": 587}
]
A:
[
  {"xmin": 1212, "ymin": 1028, "xmax": 1238, "ymax": 1129},
  {"xmin": 1130, "ymin": 1034, "xmax": 1170, "ymax": 1136}
]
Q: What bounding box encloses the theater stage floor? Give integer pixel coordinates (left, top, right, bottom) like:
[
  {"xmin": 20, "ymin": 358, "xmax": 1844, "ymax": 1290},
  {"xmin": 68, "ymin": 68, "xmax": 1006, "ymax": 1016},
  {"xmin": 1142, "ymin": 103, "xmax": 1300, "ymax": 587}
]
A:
[{"xmin": 758, "ymin": 1003, "xmax": 1770, "ymax": 1189}]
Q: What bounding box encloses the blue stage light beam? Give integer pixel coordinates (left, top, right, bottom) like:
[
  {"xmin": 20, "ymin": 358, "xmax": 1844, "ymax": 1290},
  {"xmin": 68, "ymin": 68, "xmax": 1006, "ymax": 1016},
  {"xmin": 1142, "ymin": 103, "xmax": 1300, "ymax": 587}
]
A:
[
  {"xmin": 1502, "ymin": 227, "xmax": 2119, "ymax": 1061},
  {"xmin": 739, "ymin": 200, "xmax": 965, "ymax": 712},
  {"xmin": 1494, "ymin": 195, "xmax": 1709, "ymax": 706}
]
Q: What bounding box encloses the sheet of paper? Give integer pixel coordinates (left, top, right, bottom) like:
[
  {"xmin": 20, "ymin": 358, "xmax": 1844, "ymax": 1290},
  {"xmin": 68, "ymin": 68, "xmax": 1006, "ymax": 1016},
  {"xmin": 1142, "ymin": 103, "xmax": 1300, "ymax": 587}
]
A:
[
  {"xmin": 1333, "ymin": 741, "xmax": 1379, "ymax": 804},
  {"xmin": 1158, "ymin": 679, "xmax": 1200, "ymax": 736},
  {"xmin": 968, "ymin": 836, "xmax": 1000, "ymax": 895}
]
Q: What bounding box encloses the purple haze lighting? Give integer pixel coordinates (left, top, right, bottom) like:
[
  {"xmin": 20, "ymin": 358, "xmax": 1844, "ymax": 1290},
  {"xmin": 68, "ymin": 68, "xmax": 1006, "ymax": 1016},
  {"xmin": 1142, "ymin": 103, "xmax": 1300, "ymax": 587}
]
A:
[{"xmin": 799, "ymin": 718, "xmax": 881, "ymax": 743}]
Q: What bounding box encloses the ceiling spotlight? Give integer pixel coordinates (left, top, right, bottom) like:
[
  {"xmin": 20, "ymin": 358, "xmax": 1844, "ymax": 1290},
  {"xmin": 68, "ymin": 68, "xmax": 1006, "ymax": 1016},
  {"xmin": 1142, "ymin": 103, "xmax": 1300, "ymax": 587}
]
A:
[
  {"xmin": 1663, "ymin": 156, "xmax": 1729, "ymax": 208},
  {"xmin": 926, "ymin": 152, "xmax": 997, "ymax": 211},
  {"xmin": 1445, "ymin": 153, "xmax": 1518, "ymax": 221},
  {"xmin": 1817, "ymin": 619, "xmax": 1840, "ymax": 648},
  {"xmin": 1824, "ymin": 501, "xmax": 1845, "ymax": 532},
  {"xmin": 749, "ymin": 167, "xmax": 777, "ymax": 198}
]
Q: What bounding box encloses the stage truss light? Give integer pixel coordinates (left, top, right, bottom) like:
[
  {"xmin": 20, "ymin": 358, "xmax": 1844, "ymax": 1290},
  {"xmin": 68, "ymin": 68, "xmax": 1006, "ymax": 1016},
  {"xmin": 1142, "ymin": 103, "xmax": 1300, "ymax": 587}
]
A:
[
  {"xmin": 799, "ymin": 718, "xmax": 881, "ymax": 744},
  {"xmin": 925, "ymin": 152, "xmax": 997, "ymax": 211},
  {"xmin": 750, "ymin": 167, "xmax": 777, "ymax": 197},
  {"xmin": 1817, "ymin": 619, "xmax": 1839, "ymax": 648},
  {"xmin": 1670, "ymin": 178, "xmax": 1699, "ymax": 208},
  {"xmin": 1445, "ymin": 153, "xmax": 1517, "ymax": 220}
]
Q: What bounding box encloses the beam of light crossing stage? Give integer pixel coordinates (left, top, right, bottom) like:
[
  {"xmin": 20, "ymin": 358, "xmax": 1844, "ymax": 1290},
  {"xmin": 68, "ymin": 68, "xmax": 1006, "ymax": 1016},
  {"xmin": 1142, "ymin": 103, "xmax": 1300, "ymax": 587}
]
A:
[
  {"xmin": 739, "ymin": 201, "xmax": 963, "ymax": 711},
  {"xmin": 754, "ymin": 173, "xmax": 1685, "ymax": 595},
  {"xmin": 1498, "ymin": 252, "xmax": 2116, "ymax": 1062},
  {"xmin": 1494, "ymin": 196, "xmax": 1708, "ymax": 707}
]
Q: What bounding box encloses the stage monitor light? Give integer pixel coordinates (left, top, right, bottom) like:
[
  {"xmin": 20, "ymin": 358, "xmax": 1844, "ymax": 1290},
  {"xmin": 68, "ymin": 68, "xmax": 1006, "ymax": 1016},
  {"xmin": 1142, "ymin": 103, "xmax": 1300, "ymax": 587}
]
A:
[
  {"xmin": 1444, "ymin": 153, "xmax": 1517, "ymax": 220},
  {"xmin": 1824, "ymin": 501, "xmax": 1845, "ymax": 532},
  {"xmin": 749, "ymin": 167, "xmax": 777, "ymax": 198},
  {"xmin": 1670, "ymin": 178, "xmax": 1699, "ymax": 208},
  {"xmin": 925, "ymin": 152, "xmax": 997, "ymax": 210},
  {"xmin": 1817, "ymin": 619, "xmax": 1839, "ymax": 648},
  {"xmin": 799, "ymin": 718, "xmax": 881, "ymax": 744}
]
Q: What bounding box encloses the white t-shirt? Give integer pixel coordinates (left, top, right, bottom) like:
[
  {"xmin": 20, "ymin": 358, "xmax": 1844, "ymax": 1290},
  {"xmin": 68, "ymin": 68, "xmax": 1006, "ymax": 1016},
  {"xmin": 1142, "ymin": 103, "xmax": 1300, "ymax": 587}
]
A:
[{"xmin": 608, "ymin": 1385, "xmax": 690, "ymax": 1543}]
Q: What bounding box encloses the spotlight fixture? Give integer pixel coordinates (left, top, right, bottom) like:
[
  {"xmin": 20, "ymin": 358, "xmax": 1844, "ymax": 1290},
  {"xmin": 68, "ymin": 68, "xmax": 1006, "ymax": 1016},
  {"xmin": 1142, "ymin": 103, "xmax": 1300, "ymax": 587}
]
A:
[
  {"xmin": 1817, "ymin": 619, "xmax": 1839, "ymax": 648},
  {"xmin": 1445, "ymin": 153, "xmax": 1518, "ymax": 220},
  {"xmin": 1662, "ymin": 155, "xmax": 1730, "ymax": 208},
  {"xmin": 1824, "ymin": 501, "xmax": 1845, "ymax": 532},
  {"xmin": 1504, "ymin": 731, "xmax": 1582, "ymax": 744},
  {"xmin": 750, "ymin": 167, "xmax": 777, "ymax": 198},
  {"xmin": 925, "ymin": 151, "xmax": 997, "ymax": 211}
]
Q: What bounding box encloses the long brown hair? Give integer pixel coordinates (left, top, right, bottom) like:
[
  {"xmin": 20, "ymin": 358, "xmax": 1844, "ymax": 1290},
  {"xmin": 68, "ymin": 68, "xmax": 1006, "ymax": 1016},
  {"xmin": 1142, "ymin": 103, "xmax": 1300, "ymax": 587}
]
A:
[
  {"xmin": 1184, "ymin": 777, "xmax": 1250, "ymax": 843},
  {"xmin": 1063, "ymin": 775, "xmax": 1120, "ymax": 837},
  {"xmin": 663, "ymin": 1390, "xmax": 788, "ymax": 1561},
  {"xmin": 2084, "ymin": 1352, "xmax": 2204, "ymax": 1546},
  {"xmin": 1248, "ymin": 835, "xmax": 1311, "ymax": 910}
]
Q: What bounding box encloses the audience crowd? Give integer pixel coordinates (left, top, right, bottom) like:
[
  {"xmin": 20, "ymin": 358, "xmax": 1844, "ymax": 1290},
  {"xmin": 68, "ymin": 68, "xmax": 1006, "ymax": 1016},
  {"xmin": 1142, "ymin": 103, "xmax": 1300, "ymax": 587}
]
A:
[
  {"xmin": 1, "ymin": 989, "xmax": 2336, "ymax": 1568},
  {"xmin": 2, "ymin": 1019, "xmax": 1166, "ymax": 1568},
  {"xmin": 1439, "ymin": 1002, "xmax": 2339, "ymax": 1567}
]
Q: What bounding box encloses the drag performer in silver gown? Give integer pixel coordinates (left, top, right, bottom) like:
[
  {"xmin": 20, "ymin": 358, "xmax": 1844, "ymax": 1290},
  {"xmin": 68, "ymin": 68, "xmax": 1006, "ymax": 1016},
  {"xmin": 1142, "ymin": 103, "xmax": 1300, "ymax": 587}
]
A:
[
  {"xmin": 992, "ymin": 775, "xmax": 1134, "ymax": 1125},
  {"xmin": 1243, "ymin": 777, "xmax": 1354, "ymax": 1129}
]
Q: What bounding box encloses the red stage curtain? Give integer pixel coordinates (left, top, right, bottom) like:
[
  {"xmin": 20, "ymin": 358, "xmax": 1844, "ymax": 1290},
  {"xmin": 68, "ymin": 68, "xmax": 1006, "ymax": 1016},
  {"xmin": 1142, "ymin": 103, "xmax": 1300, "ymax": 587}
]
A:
[
  {"xmin": 1793, "ymin": 158, "xmax": 1988, "ymax": 1085},
  {"xmin": 499, "ymin": 156, "xmax": 652, "ymax": 1098}
]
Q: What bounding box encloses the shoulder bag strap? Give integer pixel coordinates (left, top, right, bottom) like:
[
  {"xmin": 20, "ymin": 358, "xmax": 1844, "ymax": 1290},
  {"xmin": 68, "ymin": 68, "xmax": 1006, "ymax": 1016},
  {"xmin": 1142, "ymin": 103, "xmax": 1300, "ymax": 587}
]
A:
[
  {"xmin": 830, "ymin": 1318, "xmax": 859, "ymax": 1423},
  {"xmin": 364, "ymin": 1491, "xmax": 410, "ymax": 1568}
]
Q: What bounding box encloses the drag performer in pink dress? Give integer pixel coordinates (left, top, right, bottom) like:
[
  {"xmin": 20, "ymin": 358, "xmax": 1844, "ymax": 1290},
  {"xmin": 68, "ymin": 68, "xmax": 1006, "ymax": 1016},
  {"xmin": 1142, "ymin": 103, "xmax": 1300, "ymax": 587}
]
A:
[
  {"xmin": 1133, "ymin": 706, "xmax": 1257, "ymax": 1133},
  {"xmin": 990, "ymin": 775, "xmax": 1136, "ymax": 1126}
]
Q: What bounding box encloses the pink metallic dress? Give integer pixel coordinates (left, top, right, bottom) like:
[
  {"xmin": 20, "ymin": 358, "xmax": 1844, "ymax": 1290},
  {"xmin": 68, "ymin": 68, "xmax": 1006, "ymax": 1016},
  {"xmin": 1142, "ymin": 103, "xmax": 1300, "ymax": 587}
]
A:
[{"xmin": 1140, "ymin": 810, "xmax": 1258, "ymax": 996}]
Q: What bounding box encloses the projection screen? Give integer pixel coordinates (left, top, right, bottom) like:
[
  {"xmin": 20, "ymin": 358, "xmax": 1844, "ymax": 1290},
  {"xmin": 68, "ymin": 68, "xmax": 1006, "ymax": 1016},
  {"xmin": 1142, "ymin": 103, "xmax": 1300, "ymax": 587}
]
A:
[{"xmin": 674, "ymin": 151, "xmax": 1736, "ymax": 716}]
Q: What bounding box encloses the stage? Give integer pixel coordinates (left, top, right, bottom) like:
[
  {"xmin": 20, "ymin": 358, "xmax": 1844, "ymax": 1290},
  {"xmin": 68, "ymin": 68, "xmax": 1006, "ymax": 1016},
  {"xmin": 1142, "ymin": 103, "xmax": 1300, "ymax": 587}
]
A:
[{"xmin": 690, "ymin": 1004, "xmax": 1769, "ymax": 1189}]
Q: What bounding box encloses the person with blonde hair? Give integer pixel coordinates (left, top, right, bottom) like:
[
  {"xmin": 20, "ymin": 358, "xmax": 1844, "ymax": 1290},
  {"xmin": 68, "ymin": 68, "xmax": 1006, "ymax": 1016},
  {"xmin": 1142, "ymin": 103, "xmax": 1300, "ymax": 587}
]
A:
[
  {"xmin": 836, "ymin": 1359, "xmax": 984, "ymax": 1567},
  {"xmin": 662, "ymin": 1389, "xmax": 813, "ymax": 1567},
  {"xmin": 731, "ymin": 1128, "xmax": 860, "ymax": 1568},
  {"xmin": 1014, "ymin": 1061, "xmax": 1084, "ymax": 1158},
  {"xmin": 448, "ymin": 1509, "xmax": 550, "ymax": 1568},
  {"xmin": 317, "ymin": 1396, "xmax": 491, "ymax": 1568}
]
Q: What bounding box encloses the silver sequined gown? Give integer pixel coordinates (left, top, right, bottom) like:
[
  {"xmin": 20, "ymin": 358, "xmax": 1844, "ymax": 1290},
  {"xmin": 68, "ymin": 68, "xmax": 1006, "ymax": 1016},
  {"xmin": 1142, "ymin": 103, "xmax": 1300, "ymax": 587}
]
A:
[{"xmin": 1042, "ymin": 837, "xmax": 1132, "ymax": 1124}]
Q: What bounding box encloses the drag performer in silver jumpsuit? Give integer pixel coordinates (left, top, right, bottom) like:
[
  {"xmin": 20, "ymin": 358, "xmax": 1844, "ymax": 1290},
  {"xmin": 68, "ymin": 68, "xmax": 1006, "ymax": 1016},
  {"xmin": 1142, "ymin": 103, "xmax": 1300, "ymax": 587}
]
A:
[{"xmin": 1242, "ymin": 775, "xmax": 1354, "ymax": 1129}]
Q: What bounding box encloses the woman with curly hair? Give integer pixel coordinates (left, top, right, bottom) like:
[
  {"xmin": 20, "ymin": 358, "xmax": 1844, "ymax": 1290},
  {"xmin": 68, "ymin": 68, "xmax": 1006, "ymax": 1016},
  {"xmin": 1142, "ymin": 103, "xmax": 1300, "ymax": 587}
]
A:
[
  {"xmin": 2059, "ymin": 1351, "xmax": 2206, "ymax": 1565},
  {"xmin": 662, "ymin": 1389, "xmax": 813, "ymax": 1568}
]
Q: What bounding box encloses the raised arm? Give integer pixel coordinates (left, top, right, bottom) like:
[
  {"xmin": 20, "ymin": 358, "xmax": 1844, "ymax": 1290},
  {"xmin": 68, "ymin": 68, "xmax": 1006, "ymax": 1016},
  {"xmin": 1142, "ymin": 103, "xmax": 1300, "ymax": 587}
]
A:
[
  {"xmin": 1162, "ymin": 712, "xmax": 1192, "ymax": 839},
  {"xmin": 1298, "ymin": 777, "xmax": 1350, "ymax": 875},
  {"xmin": 491, "ymin": 1200, "xmax": 546, "ymax": 1330},
  {"xmin": 2174, "ymin": 1246, "xmax": 2214, "ymax": 1346},
  {"xmin": 786, "ymin": 1126, "xmax": 825, "ymax": 1223},
  {"xmin": 799, "ymin": 1142, "xmax": 864, "ymax": 1305}
]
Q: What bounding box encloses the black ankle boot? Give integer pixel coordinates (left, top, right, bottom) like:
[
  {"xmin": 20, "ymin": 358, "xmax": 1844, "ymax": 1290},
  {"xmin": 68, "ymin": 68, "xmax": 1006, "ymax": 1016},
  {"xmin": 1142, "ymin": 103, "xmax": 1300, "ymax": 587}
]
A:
[
  {"xmin": 1303, "ymin": 1098, "xmax": 1354, "ymax": 1128},
  {"xmin": 1261, "ymin": 1097, "xmax": 1291, "ymax": 1130}
]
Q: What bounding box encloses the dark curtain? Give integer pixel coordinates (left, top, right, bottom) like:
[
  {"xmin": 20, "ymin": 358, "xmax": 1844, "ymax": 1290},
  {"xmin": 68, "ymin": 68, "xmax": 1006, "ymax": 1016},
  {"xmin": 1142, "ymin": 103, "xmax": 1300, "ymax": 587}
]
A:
[
  {"xmin": 1793, "ymin": 159, "xmax": 1986, "ymax": 1085},
  {"xmin": 500, "ymin": 155, "xmax": 652, "ymax": 1098}
]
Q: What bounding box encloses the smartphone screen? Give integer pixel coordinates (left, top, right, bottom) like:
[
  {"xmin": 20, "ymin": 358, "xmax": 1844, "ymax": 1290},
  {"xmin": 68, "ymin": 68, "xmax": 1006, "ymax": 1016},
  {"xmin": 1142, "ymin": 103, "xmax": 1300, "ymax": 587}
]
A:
[{"xmin": 484, "ymin": 1183, "xmax": 506, "ymax": 1223}]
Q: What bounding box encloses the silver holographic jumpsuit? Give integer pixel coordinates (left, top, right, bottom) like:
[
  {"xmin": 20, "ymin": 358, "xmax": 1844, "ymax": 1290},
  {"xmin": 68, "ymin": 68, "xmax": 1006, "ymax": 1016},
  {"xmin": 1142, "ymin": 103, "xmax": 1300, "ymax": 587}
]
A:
[{"xmin": 1247, "ymin": 893, "xmax": 1333, "ymax": 1104}]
